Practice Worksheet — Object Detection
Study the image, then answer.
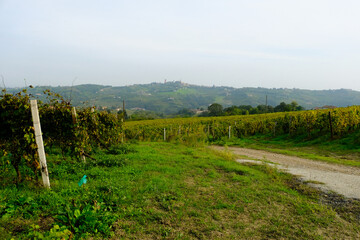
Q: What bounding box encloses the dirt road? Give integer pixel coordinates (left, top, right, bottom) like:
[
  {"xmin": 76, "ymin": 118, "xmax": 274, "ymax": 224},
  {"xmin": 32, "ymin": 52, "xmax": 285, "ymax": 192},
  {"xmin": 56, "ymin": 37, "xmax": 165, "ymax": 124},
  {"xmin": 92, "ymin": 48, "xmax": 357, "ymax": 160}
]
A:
[{"xmin": 212, "ymin": 146, "xmax": 360, "ymax": 199}]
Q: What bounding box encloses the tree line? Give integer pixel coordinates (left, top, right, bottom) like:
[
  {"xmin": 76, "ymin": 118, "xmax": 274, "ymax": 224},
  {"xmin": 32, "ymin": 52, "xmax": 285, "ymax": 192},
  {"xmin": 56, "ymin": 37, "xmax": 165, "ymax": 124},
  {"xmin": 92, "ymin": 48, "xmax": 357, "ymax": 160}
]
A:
[
  {"xmin": 201, "ymin": 101, "xmax": 305, "ymax": 117},
  {"xmin": 107, "ymin": 101, "xmax": 305, "ymax": 119}
]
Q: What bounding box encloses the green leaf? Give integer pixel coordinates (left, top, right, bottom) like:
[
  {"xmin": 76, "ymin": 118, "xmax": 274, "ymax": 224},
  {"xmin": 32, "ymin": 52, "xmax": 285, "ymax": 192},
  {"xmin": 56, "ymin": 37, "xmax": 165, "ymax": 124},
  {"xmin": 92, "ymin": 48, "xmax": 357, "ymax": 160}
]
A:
[{"xmin": 74, "ymin": 209, "xmax": 81, "ymax": 218}]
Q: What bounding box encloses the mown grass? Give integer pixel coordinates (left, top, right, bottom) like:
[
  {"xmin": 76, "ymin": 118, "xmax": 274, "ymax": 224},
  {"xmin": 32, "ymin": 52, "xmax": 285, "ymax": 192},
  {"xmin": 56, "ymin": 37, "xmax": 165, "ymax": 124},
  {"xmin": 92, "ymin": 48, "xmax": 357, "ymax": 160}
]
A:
[
  {"xmin": 214, "ymin": 131, "xmax": 360, "ymax": 167},
  {"xmin": 1, "ymin": 142, "xmax": 360, "ymax": 239}
]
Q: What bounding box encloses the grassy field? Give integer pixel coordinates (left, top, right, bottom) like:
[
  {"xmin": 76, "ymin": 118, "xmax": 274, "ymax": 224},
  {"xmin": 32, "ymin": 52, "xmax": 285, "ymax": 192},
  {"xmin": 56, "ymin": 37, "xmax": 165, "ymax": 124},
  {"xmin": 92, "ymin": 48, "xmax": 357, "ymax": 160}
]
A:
[{"xmin": 1, "ymin": 142, "xmax": 360, "ymax": 239}]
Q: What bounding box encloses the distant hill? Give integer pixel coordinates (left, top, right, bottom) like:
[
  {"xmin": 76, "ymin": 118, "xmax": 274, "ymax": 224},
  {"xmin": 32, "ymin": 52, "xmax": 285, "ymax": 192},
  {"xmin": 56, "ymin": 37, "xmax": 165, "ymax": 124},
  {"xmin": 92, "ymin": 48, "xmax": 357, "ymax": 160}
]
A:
[{"xmin": 6, "ymin": 82, "xmax": 360, "ymax": 114}]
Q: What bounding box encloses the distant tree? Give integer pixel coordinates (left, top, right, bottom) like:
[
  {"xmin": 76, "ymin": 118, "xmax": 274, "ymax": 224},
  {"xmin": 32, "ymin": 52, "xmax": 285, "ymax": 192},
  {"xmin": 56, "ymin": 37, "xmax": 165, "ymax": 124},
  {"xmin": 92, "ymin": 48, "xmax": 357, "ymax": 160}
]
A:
[
  {"xmin": 256, "ymin": 104, "xmax": 267, "ymax": 114},
  {"xmin": 274, "ymin": 101, "xmax": 304, "ymax": 112},
  {"xmin": 208, "ymin": 103, "xmax": 223, "ymax": 116},
  {"xmin": 224, "ymin": 106, "xmax": 242, "ymax": 116},
  {"xmin": 250, "ymin": 108, "xmax": 259, "ymax": 114},
  {"xmin": 291, "ymin": 101, "xmax": 304, "ymax": 111},
  {"xmin": 290, "ymin": 101, "xmax": 298, "ymax": 110},
  {"xmin": 296, "ymin": 105, "xmax": 304, "ymax": 111},
  {"xmin": 223, "ymin": 104, "xmax": 276, "ymax": 116},
  {"xmin": 267, "ymin": 106, "xmax": 274, "ymax": 112},
  {"xmin": 117, "ymin": 110, "xmax": 128, "ymax": 120},
  {"xmin": 238, "ymin": 105, "xmax": 253, "ymax": 111},
  {"xmin": 175, "ymin": 108, "xmax": 195, "ymax": 117},
  {"xmin": 274, "ymin": 102, "xmax": 289, "ymax": 112}
]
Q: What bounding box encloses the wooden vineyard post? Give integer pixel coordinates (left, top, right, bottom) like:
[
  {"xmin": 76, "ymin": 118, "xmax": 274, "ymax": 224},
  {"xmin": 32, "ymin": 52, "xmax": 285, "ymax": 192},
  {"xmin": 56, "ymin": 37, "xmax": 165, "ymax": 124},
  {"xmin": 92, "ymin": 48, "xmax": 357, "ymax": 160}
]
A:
[
  {"xmin": 228, "ymin": 126, "xmax": 231, "ymax": 139},
  {"xmin": 71, "ymin": 107, "xmax": 86, "ymax": 162},
  {"xmin": 91, "ymin": 107, "xmax": 95, "ymax": 121},
  {"xmin": 30, "ymin": 100, "xmax": 50, "ymax": 188},
  {"xmin": 289, "ymin": 116, "xmax": 292, "ymax": 135},
  {"xmin": 329, "ymin": 111, "xmax": 334, "ymax": 139},
  {"xmin": 164, "ymin": 128, "xmax": 166, "ymax": 141},
  {"xmin": 71, "ymin": 107, "xmax": 77, "ymax": 124}
]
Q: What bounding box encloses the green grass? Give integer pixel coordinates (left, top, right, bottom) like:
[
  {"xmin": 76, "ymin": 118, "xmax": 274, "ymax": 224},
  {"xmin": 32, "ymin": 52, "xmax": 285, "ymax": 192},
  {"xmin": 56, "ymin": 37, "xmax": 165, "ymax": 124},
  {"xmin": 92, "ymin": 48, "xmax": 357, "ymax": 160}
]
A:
[
  {"xmin": 1, "ymin": 142, "xmax": 360, "ymax": 239},
  {"xmin": 214, "ymin": 131, "xmax": 360, "ymax": 167}
]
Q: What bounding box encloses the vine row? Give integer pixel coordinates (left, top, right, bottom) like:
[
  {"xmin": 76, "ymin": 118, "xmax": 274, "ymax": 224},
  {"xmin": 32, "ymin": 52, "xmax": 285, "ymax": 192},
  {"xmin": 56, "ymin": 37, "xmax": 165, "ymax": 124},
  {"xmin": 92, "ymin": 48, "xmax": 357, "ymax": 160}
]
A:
[{"xmin": 124, "ymin": 106, "xmax": 360, "ymax": 142}]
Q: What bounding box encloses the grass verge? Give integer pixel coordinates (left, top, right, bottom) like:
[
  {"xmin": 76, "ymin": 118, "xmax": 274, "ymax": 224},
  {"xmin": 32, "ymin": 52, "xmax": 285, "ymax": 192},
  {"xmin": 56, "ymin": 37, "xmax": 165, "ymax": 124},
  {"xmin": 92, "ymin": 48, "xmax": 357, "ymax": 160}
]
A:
[{"xmin": 213, "ymin": 132, "xmax": 360, "ymax": 167}]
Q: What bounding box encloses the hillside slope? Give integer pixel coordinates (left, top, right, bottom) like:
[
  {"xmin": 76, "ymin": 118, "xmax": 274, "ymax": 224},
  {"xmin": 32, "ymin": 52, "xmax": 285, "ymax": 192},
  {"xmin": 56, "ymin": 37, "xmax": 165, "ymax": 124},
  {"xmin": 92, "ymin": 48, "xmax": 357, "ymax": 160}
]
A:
[{"xmin": 7, "ymin": 82, "xmax": 360, "ymax": 114}]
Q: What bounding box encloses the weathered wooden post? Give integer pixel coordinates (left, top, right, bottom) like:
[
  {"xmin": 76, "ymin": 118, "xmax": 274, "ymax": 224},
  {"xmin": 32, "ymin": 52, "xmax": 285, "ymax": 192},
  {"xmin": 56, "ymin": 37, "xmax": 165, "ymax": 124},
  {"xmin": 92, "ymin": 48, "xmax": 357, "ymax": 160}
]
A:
[
  {"xmin": 30, "ymin": 100, "xmax": 50, "ymax": 188},
  {"xmin": 164, "ymin": 128, "xmax": 166, "ymax": 141},
  {"xmin": 71, "ymin": 107, "xmax": 77, "ymax": 124},
  {"xmin": 228, "ymin": 126, "xmax": 231, "ymax": 139}
]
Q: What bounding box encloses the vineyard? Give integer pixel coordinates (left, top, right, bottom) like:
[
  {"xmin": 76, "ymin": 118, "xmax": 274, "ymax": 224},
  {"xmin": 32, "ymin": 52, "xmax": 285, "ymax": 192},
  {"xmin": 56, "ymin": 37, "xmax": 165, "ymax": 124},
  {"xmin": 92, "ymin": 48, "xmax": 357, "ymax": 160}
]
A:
[
  {"xmin": 0, "ymin": 89, "xmax": 124, "ymax": 183},
  {"xmin": 124, "ymin": 106, "xmax": 360, "ymax": 142}
]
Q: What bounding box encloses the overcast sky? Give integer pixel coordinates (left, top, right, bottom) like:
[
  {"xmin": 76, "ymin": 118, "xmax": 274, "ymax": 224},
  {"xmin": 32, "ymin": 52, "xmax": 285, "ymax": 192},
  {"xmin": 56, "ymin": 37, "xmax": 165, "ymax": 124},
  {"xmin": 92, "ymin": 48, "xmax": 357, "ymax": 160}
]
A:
[{"xmin": 1, "ymin": 0, "xmax": 360, "ymax": 90}]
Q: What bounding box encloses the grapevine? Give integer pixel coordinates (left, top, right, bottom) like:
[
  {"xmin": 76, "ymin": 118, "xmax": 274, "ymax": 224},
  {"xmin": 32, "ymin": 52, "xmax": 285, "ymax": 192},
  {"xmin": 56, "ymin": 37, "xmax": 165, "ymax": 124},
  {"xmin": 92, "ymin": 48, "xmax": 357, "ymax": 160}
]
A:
[{"xmin": 0, "ymin": 89, "xmax": 123, "ymax": 184}]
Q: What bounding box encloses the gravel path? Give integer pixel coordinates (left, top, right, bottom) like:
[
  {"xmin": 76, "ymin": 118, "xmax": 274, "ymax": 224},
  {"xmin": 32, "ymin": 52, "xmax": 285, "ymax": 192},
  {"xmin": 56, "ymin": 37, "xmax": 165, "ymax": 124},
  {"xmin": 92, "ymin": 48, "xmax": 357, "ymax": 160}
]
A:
[{"xmin": 212, "ymin": 146, "xmax": 360, "ymax": 199}]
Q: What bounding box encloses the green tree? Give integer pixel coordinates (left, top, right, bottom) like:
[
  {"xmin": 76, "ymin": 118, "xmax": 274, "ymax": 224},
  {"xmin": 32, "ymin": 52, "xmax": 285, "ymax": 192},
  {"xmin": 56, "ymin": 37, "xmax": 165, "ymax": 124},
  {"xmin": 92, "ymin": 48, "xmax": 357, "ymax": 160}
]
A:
[
  {"xmin": 117, "ymin": 110, "xmax": 128, "ymax": 120},
  {"xmin": 208, "ymin": 103, "xmax": 223, "ymax": 116},
  {"xmin": 224, "ymin": 106, "xmax": 242, "ymax": 116},
  {"xmin": 274, "ymin": 101, "xmax": 304, "ymax": 112},
  {"xmin": 275, "ymin": 102, "xmax": 291, "ymax": 112},
  {"xmin": 291, "ymin": 101, "xmax": 304, "ymax": 111}
]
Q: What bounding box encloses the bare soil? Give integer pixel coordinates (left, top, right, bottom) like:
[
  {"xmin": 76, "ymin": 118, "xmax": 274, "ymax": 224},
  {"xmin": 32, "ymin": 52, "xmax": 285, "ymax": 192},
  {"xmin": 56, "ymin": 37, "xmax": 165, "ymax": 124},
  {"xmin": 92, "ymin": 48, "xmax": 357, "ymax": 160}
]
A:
[{"xmin": 212, "ymin": 146, "xmax": 360, "ymax": 199}]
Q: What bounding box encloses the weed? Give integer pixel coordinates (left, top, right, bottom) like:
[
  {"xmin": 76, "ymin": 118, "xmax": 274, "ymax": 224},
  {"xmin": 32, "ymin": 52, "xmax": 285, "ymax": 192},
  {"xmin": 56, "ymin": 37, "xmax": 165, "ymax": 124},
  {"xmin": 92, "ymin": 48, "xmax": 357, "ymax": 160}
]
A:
[
  {"xmin": 210, "ymin": 146, "xmax": 236, "ymax": 161},
  {"xmin": 55, "ymin": 202, "xmax": 115, "ymax": 238},
  {"xmin": 27, "ymin": 224, "xmax": 72, "ymax": 240}
]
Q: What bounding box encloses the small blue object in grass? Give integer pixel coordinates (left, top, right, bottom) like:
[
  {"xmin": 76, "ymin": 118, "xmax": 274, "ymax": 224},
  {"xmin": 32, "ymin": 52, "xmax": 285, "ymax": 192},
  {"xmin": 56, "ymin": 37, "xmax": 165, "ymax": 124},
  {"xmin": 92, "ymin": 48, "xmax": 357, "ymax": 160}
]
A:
[{"xmin": 78, "ymin": 175, "xmax": 87, "ymax": 187}]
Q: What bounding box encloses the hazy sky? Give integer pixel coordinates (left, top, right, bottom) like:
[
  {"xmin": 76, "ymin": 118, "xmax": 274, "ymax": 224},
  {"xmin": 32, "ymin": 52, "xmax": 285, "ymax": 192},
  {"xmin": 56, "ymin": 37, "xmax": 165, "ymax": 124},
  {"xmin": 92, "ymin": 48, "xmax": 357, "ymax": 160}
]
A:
[{"xmin": 1, "ymin": 0, "xmax": 360, "ymax": 90}]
